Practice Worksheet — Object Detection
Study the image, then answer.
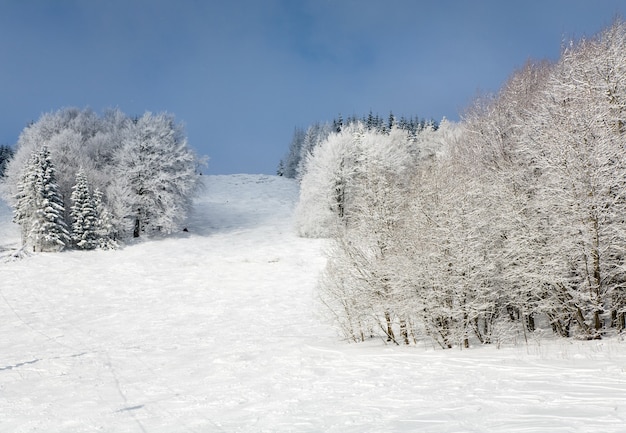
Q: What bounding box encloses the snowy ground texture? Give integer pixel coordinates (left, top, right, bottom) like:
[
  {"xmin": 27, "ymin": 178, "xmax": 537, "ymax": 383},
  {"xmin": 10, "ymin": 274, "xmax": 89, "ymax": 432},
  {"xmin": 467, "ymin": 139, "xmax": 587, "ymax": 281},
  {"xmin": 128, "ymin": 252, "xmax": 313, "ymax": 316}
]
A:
[{"xmin": 1, "ymin": 174, "xmax": 626, "ymax": 432}]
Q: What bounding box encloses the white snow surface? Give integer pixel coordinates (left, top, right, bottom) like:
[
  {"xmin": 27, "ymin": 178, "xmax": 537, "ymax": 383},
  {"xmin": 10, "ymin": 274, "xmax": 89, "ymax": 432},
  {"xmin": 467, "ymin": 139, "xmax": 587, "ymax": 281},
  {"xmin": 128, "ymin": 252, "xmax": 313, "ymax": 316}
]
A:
[{"xmin": 1, "ymin": 174, "xmax": 626, "ymax": 432}]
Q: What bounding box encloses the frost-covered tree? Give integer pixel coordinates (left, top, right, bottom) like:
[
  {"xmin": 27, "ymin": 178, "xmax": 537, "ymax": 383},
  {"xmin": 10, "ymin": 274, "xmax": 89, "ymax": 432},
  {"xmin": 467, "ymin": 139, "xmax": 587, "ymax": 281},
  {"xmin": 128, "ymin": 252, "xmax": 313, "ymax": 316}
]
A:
[
  {"xmin": 407, "ymin": 126, "xmax": 519, "ymax": 348},
  {"xmin": 318, "ymin": 126, "xmax": 415, "ymax": 343},
  {"xmin": 295, "ymin": 123, "xmax": 363, "ymax": 237},
  {"xmin": 335, "ymin": 127, "xmax": 419, "ymax": 344},
  {"xmin": 277, "ymin": 123, "xmax": 333, "ymax": 180},
  {"xmin": 316, "ymin": 124, "xmax": 456, "ymax": 345},
  {"xmin": 462, "ymin": 59, "xmax": 555, "ymax": 339},
  {"xmin": 13, "ymin": 146, "xmax": 70, "ymax": 252},
  {"xmin": 295, "ymin": 122, "xmax": 333, "ymax": 180},
  {"xmin": 70, "ymin": 168, "xmax": 98, "ymax": 250},
  {"xmin": 111, "ymin": 112, "xmax": 202, "ymax": 238}
]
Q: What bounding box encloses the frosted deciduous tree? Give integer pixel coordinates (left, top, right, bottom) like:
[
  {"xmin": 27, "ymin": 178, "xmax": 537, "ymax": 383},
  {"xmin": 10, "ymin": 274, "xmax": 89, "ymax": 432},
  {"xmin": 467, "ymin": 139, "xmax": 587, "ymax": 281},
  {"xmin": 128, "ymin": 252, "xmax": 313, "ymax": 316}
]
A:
[
  {"xmin": 318, "ymin": 121, "xmax": 526, "ymax": 348},
  {"xmin": 295, "ymin": 123, "xmax": 364, "ymax": 238},
  {"xmin": 4, "ymin": 108, "xmax": 113, "ymax": 208},
  {"xmin": 460, "ymin": 20, "xmax": 626, "ymax": 339},
  {"xmin": 318, "ymin": 125, "xmax": 453, "ymax": 345},
  {"xmin": 520, "ymin": 23, "xmax": 626, "ymax": 337},
  {"xmin": 295, "ymin": 122, "xmax": 333, "ymax": 180},
  {"xmin": 462, "ymin": 59, "xmax": 555, "ymax": 339},
  {"xmin": 111, "ymin": 112, "xmax": 202, "ymax": 238},
  {"xmin": 320, "ymin": 127, "xmax": 417, "ymax": 343}
]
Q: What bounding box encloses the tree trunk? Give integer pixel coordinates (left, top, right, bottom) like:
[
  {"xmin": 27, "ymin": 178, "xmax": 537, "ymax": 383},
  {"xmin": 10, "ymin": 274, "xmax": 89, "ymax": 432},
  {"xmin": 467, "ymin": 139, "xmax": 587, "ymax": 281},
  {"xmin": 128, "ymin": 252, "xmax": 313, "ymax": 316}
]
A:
[
  {"xmin": 400, "ymin": 319, "xmax": 409, "ymax": 345},
  {"xmin": 591, "ymin": 216, "xmax": 603, "ymax": 333},
  {"xmin": 133, "ymin": 215, "xmax": 141, "ymax": 238},
  {"xmin": 384, "ymin": 311, "xmax": 396, "ymax": 343}
]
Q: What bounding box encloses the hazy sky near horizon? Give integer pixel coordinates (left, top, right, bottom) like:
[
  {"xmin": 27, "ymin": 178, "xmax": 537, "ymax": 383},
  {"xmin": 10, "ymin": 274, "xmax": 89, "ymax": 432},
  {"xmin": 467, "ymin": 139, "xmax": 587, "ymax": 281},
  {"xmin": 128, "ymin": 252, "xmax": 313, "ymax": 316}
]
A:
[{"xmin": 1, "ymin": 0, "xmax": 625, "ymax": 174}]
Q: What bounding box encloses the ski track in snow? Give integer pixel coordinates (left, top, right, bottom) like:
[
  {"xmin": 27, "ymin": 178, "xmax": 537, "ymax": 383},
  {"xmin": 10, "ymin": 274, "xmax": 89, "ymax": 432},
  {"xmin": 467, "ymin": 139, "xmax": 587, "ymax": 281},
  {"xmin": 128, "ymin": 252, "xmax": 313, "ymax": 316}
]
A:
[{"xmin": 1, "ymin": 174, "xmax": 626, "ymax": 432}]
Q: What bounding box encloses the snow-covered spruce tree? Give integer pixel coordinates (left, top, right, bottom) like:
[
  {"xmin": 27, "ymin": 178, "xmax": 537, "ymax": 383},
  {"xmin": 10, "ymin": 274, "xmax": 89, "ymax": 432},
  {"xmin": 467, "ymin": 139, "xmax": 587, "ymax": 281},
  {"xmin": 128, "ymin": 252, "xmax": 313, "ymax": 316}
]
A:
[
  {"xmin": 13, "ymin": 146, "xmax": 70, "ymax": 252},
  {"xmin": 70, "ymin": 168, "xmax": 98, "ymax": 250},
  {"xmin": 110, "ymin": 112, "xmax": 202, "ymax": 238},
  {"xmin": 92, "ymin": 188, "xmax": 118, "ymax": 249},
  {"xmin": 13, "ymin": 150, "xmax": 39, "ymax": 245}
]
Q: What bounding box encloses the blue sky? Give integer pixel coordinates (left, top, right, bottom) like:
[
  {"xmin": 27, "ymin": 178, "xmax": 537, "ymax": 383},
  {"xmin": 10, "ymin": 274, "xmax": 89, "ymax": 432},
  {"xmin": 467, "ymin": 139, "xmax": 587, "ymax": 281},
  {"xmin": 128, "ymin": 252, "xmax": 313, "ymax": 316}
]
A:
[{"xmin": 1, "ymin": 0, "xmax": 625, "ymax": 174}]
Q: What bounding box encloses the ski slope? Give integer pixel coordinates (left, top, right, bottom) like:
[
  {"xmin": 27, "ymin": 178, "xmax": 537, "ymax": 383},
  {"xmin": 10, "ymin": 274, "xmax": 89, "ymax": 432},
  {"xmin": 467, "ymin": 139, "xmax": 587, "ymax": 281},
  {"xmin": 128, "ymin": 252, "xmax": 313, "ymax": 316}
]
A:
[{"xmin": 1, "ymin": 174, "xmax": 626, "ymax": 432}]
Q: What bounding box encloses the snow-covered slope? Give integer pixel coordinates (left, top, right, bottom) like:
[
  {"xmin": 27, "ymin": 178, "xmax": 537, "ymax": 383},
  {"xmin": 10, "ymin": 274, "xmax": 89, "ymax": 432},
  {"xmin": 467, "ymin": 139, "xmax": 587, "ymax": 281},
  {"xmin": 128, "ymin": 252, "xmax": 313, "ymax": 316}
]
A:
[{"xmin": 1, "ymin": 174, "xmax": 626, "ymax": 432}]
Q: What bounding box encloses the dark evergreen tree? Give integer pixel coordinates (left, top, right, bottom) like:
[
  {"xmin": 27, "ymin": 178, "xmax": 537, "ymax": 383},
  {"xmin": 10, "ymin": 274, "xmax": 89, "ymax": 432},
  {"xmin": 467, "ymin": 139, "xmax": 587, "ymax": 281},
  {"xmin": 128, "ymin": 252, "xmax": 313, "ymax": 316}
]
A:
[
  {"xmin": 0, "ymin": 144, "xmax": 14, "ymax": 177},
  {"xmin": 366, "ymin": 110, "xmax": 375, "ymax": 130},
  {"xmin": 333, "ymin": 113, "xmax": 344, "ymax": 133},
  {"xmin": 278, "ymin": 127, "xmax": 306, "ymax": 178},
  {"xmin": 387, "ymin": 112, "xmax": 396, "ymax": 132},
  {"xmin": 276, "ymin": 159, "xmax": 285, "ymax": 177}
]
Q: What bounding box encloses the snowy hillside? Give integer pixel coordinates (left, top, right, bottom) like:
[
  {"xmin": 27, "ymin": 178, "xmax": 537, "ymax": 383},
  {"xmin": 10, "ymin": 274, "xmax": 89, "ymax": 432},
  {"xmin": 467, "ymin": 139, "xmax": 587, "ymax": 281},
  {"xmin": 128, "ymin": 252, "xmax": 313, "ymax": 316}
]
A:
[{"xmin": 1, "ymin": 174, "xmax": 626, "ymax": 432}]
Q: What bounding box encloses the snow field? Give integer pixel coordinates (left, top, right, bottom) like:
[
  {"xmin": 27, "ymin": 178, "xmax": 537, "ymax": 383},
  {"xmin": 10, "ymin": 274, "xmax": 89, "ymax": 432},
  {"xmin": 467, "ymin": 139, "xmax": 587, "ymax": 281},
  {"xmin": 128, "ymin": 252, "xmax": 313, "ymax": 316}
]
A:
[{"xmin": 1, "ymin": 174, "xmax": 626, "ymax": 432}]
